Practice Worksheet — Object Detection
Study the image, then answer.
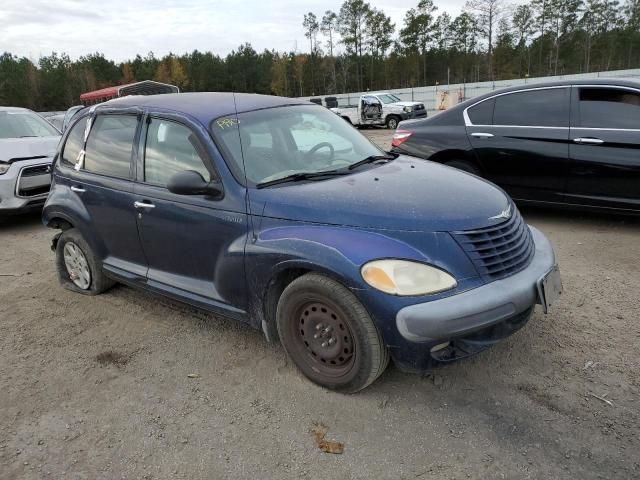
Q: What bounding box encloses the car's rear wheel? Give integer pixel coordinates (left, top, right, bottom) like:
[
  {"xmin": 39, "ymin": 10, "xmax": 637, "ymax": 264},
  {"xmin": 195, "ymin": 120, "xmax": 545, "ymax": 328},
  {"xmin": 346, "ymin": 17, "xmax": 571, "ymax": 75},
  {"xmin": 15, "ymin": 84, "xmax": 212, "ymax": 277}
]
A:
[
  {"xmin": 55, "ymin": 228, "xmax": 115, "ymax": 295},
  {"xmin": 276, "ymin": 273, "xmax": 389, "ymax": 393},
  {"xmin": 386, "ymin": 116, "xmax": 400, "ymax": 130},
  {"xmin": 446, "ymin": 159, "xmax": 481, "ymax": 176}
]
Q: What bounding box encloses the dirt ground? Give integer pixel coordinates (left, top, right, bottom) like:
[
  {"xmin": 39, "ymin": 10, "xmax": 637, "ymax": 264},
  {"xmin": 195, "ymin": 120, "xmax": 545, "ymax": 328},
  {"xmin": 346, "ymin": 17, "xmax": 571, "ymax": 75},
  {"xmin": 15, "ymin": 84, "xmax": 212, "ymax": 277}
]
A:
[{"xmin": 1, "ymin": 129, "xmax": 639, "ymax": 480}]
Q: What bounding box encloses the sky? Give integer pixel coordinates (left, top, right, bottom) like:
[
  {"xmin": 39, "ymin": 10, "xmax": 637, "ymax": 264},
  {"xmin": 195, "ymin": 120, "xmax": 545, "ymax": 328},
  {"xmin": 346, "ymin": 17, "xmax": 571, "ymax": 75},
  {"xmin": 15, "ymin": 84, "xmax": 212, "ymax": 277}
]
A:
[{"xmin": 0, "ymin": 0, "xmax": 468, "ymax": 63}]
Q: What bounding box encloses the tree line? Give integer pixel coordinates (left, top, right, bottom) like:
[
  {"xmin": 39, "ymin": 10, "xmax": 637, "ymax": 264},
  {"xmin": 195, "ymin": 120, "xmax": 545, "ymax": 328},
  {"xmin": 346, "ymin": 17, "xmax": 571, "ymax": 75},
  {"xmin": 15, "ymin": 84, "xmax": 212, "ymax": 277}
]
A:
[{"xmin": 1, "ymin": 0, "xmax": 639, "ymax": 111}]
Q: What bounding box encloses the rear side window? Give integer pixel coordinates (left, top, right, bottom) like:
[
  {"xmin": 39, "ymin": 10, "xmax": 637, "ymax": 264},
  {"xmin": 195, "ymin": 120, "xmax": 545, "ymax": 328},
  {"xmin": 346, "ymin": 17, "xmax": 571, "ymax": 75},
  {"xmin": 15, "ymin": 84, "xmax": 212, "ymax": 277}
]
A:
[
  {"xmin": 494, "ymin": 88, "xmax": 569, "ymax": 127},
  {"xmin": 144, "ymin": 119, "xmax": 211, "ymax": 186},
  {"xmin": 578, "ymin": 88, "xmax": 640, "ymax": 129},
  {"xmin": 467, "ymin": 98, "xmax": 495, "ymax": 125},
  {"xmin": 84, "ymin": 115, "xmax": 138, "ymax": 178},
  {"xmin": 61, "ymin": 119, "xmax": 86, "ymax": 166}
]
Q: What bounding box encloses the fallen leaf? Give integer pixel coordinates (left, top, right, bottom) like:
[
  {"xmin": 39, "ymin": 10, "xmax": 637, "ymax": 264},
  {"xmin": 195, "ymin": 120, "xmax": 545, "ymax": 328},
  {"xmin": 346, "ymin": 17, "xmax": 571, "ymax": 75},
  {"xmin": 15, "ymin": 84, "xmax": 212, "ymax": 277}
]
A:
[
  {"xmin": 312, "ymin": 423, "xmax": 344, "ymax": 454},
  {"xmin": 187, "ymin": 374, "xmax": 200, "ymax": 379}
]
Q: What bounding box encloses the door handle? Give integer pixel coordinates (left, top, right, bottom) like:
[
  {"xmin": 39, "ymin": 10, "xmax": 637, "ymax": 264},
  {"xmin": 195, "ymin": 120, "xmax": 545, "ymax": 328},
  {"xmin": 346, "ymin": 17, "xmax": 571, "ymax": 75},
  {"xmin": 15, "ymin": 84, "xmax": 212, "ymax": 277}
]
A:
[
  {"xmin": 134, "ymin": 201, "xmax": 155, "ymax": 209},
  {"xmin": 574, "ymin": 137, "xmax": 604, "ymax": 145},
  {"xmin": 70, "ymin": 186, "xmax": 85, "ymax": 193},
  {"xmin": 471, "ymin": 132, "xmax": 494, "ymax": 139}
]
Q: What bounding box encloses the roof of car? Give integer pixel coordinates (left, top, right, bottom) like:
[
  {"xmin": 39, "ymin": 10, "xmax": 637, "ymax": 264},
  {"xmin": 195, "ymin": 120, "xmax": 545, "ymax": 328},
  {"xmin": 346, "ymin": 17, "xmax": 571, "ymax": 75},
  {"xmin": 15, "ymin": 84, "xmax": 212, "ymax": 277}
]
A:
[
  {"xmin": 100, "ymin": 92, "xmax": 310, "ymax": 124},
  {"xmin": 458, "ymin": 77, "xmax": 640, "ymax": 108}
]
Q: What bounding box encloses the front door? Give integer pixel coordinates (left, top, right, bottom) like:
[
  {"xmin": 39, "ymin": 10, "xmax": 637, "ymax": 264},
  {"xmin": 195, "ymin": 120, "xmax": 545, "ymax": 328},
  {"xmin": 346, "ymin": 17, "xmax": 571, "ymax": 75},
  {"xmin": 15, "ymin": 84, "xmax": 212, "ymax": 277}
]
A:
[
  {"xmin": 60, "ymin": 113, "xmax": 148, "ymax": 280},
  {"xmin": 133, "ymin": 115, "xmax": 248, "ymax": 316},
  {"xmin": 466, "ymin": 87, "xmax": 571, "ymax": 203},
  {"xmin": 567, "ymin": 85, "xmax": 640, "ymax": 211}
]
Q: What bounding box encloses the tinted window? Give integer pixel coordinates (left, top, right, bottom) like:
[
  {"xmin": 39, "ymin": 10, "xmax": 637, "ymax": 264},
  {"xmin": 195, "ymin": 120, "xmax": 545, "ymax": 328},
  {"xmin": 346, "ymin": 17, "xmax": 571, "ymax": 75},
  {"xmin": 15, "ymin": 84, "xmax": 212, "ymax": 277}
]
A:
[
  {"xmin": 84, "ymin": 115, "xmax": 138, "ymax": 178},
  {"xmin": 467, "ymin": 98, "xmax": 495, "ymax": 125},
  {"xmin": 144, "ymin": 119, "xmax": 211, "ymax": 186},
  {"xmin": 578, "ymin": 88, "xmax": 640, "ymax": 129},
  {"xmin": 494, "ymin": 89, "xmax": 569, "ymax": 127},
  {"xmin": 61, "ymin": 118, "xmax": 87, "ymax": 167}
]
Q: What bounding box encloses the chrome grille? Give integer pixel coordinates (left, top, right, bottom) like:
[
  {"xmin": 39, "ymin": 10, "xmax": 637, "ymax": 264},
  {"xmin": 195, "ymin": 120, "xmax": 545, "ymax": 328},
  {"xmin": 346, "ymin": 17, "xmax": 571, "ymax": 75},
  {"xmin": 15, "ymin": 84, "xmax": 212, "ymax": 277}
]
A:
[
  {"xmin": 16, "ymin": 164, "xmax": 52, "ymax": 197},
  {"xmin": 452, "ymin": 207, "xmax": 535, "ymax": 281}
]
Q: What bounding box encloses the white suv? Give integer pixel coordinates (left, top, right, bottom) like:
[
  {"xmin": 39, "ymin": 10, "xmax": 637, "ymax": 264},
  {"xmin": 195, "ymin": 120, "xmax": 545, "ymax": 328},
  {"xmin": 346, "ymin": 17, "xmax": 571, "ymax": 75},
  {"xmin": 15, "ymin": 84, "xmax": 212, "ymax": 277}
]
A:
[{"xmin": 0, "ymin": 107, "xmax": 60, "ymax": 214}]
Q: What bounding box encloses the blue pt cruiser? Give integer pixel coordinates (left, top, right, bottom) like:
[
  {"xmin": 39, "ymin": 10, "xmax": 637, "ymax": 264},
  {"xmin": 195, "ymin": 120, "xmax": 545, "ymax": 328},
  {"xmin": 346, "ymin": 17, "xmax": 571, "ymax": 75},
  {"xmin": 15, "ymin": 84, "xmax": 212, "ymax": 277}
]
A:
[{"xmin": 43, "ymin": 93, "xmax": 562, "ymax": 393}]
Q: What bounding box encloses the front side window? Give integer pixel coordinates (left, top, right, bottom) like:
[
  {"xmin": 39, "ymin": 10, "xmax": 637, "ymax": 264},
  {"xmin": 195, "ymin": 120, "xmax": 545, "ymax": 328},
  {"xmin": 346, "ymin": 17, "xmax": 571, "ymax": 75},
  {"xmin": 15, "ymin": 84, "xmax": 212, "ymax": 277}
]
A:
[
  {"xmin": 211, "ymin": 105, "xmax": 383, "ymax": 186},
  {"xmin": 578, "ymin": 88, "xmax": 640, "ymax": 129},
  {"xmin": 144, "ymin": 118, "xmax": 211, "ymax": 186},
  {"xmin": 84, "ymin": 115, "xmax": 138, "ymax": 178},
  {"xmin": 61, "ymin": 118, "xmax": 87, "ymax": 166},
  {"xmin": 0, "ymin": 110, "xmax": 60, "ymax": 139},
  {"xmin": 493, "ymin": 88, "xmax": 569, "ymax": 127}
]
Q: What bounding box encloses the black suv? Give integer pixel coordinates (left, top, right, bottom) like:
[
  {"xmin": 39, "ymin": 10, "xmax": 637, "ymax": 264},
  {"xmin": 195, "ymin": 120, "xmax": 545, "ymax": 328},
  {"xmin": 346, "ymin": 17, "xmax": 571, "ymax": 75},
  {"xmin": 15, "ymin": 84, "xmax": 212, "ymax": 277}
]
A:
[{"xmin": 392, "ymin": 79, "xmax": 640, "ymax": 213}]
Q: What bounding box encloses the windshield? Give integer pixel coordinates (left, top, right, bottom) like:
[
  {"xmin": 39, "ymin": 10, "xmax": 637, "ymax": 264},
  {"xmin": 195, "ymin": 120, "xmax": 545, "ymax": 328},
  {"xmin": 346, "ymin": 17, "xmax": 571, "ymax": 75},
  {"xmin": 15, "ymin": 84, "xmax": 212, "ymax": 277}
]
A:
[
  {"xmin": 0, "ymin": 111, "xmax": 60, "ymax": 139},
  {"xmin": 377, "ymin": 94, "xmax": 402, "ymax": 104},
  {"xmin": 211, "ymin": 105, "xmax": 383, "ymax": 186}
]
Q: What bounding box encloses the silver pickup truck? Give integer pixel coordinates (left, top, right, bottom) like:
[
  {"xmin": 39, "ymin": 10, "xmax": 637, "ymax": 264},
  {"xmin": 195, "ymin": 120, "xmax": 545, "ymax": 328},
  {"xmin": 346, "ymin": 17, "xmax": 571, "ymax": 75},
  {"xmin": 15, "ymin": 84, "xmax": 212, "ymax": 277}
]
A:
[
  {"xmin": 0, "ymin": 107, "xmax": 60, "ymax": 215},
  {"xmin": 331, "ymin": 92, "xmax": 427, "ymax": 129}
]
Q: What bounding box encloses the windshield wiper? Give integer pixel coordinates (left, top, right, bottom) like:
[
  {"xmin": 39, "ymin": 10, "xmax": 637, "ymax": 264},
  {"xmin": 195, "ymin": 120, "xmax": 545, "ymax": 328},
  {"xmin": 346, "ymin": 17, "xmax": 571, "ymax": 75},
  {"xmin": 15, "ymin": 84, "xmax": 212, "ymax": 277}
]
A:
[
  {"xmin": 256, "ymin": 170, "xmax": 349, "ymax": 189},
  {"xmin": 348, "ymin": 153, "xmax": 398, "ymax": 170}
]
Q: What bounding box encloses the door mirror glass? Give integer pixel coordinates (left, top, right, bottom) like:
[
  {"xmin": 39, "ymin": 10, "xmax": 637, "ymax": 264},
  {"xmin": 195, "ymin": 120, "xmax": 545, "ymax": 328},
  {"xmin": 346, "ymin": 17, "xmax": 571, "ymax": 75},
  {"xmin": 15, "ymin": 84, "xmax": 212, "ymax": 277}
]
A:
[{"xmin": 166, "ymin": 170, "xmax": 223, "ymax": 198}]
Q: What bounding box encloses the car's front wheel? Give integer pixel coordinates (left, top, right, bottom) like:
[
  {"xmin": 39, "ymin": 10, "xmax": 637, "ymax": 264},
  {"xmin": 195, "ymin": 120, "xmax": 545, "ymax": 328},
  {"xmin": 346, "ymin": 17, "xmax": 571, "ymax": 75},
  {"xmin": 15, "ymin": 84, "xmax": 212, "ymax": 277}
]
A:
[
  {"xmin": 276, "ymin": 273, "xmax": 389, "ymax": 393},
  {"xmin": 55, "ymin": 228, "xmax": 115, "ymax": 295},
  {"xmin": 386, "ymin": 115, "xmax": 400, "ymax": 130}
]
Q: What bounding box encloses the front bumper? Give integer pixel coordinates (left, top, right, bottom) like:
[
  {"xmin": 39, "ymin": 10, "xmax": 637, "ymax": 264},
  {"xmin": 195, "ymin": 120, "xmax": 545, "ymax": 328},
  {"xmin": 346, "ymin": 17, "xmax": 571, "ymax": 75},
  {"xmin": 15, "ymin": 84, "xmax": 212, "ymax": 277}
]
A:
[
  {"xmin": 0, "ymin": 160, "xmax": 51, "ymax": 214},
  {"xmin": 400, "ymin": 110, "xmax": 428, "ymax": 120},
  {"xmin": 396, "ymin": 226, "xmax": 556, "ymax": 343}
]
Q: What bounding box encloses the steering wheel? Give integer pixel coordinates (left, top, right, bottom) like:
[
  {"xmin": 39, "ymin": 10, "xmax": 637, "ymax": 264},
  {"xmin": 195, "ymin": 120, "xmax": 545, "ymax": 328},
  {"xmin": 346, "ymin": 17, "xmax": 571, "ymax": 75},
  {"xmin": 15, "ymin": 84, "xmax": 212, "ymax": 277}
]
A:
[{"xmin": 305, "ymin": 142, "xmax": 335, "ymax": 163}]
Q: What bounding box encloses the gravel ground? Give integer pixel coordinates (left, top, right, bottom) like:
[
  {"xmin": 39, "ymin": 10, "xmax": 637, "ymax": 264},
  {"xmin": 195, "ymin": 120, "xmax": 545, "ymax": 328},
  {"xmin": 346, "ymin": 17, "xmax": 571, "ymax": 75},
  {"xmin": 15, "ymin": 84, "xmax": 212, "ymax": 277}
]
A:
[{"xmin": 0, "ymin": 129, "xmax": 638, "ymax": 480}]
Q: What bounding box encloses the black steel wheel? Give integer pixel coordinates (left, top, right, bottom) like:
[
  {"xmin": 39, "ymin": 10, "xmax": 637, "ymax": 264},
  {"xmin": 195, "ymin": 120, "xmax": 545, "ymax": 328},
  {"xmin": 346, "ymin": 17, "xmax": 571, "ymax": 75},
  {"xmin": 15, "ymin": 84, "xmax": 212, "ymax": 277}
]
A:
[{"xmin": 276, "ymin": 273, "xmax": 389, "ymax": 393}]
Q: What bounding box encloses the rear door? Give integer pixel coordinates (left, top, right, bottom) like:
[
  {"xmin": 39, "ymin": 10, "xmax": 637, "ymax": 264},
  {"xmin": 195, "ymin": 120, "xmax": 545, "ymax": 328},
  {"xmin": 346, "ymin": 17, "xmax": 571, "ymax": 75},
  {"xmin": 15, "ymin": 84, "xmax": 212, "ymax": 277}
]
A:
[
  {"xmin": 133, "ymin": 114, "xmax": 248, "ymax": 315},
  {"xmin": 567, "ymin": 85, "xmax": 640, "ymax": 211},
  {"xmin": 466, "ymin": 87, "xmax": 571, "ymax": 203},
  {"xmin": 60, "ymin": 113, "xmax": 148, "ymax": 280}
]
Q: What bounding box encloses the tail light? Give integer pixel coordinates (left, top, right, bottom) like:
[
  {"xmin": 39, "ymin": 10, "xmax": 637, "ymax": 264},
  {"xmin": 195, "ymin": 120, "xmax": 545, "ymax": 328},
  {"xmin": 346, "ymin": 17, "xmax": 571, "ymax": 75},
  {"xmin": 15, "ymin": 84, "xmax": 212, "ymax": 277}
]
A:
[{"xmin": 391, "ymin": 129, "xmax": 413, "ymax": 148}]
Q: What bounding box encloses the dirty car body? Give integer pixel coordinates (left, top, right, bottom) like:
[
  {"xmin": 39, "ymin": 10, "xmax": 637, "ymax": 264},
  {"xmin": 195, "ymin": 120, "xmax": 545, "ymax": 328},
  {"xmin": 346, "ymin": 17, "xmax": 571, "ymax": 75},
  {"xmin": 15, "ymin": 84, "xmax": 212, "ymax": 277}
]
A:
[{"xmin": 43, "ymin": 93, "xmax": 561, "ymax": 391}]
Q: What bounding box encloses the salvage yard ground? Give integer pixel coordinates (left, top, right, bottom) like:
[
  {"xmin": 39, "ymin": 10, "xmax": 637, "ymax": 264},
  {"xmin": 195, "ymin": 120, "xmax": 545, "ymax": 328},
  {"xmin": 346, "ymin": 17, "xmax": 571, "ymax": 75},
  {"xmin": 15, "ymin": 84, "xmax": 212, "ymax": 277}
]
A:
[{"xmin": 0, "ymin": 130, "xmax": 638, "ymax": 480}]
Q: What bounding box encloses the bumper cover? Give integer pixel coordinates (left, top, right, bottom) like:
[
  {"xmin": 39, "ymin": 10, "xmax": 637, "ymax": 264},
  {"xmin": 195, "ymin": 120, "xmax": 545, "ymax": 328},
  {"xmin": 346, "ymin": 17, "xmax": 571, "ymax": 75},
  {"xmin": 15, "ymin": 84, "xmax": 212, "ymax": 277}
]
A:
[
  {"xmin": 396, "ymin": 226, "xmax": 556, "ymax": 343},
  {"xmin": 0, "ymin": 160, "xmax": 51, "ymax": 213}
]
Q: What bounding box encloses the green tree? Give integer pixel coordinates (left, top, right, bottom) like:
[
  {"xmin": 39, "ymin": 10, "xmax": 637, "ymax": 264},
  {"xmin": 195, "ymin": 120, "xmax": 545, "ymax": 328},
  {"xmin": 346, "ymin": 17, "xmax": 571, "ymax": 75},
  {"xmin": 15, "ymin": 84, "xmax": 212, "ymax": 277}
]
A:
[
  {"xmin": 400, "ymin": 0, "xmax": 438, "ymax": 85},
  {"xmin": 337, "ymin": 0, "xmax": 373, "ymax": 91}
]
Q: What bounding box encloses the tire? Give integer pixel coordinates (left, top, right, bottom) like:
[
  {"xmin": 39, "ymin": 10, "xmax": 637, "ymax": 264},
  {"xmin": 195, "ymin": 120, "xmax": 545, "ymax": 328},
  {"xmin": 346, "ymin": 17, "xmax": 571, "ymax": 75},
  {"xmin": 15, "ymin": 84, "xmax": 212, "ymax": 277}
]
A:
[
  {"xmin": 341, "ymin": 116, "xmax": 352, "ymax": 124},
  {"xmin": 276, "ymin": 273, "xmax": 389, "ymax": 393},
  {"xmin": 445, "ymin": 159, "xmax": 481, "ymax": 176},
  {"xmin": 55, "ymin": 228, "xmax": 115, "ymax": 296},
  {"xmin": 386, "ymin": 116, "xmax": 400, "ymax": 130}
]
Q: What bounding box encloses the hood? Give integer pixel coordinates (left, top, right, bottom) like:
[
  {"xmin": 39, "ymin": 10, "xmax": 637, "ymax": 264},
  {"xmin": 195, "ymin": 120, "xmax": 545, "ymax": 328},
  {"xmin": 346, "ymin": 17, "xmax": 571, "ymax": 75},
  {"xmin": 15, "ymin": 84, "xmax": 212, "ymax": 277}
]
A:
[
  {"xmin": 0, "ymin": 136, "xmax": 60, "ymax": 163},
  {"xmin": 251, "ymin": 156, "xmax": 511, "ymax": 232}
]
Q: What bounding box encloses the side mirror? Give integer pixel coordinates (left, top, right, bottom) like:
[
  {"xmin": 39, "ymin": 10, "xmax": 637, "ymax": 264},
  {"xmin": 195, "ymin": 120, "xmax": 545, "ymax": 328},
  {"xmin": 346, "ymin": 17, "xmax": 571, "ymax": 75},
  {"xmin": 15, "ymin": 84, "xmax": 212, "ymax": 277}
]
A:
[{"xmin": 166, "ymin": 170, "xmax": 224, "ymax": 198}]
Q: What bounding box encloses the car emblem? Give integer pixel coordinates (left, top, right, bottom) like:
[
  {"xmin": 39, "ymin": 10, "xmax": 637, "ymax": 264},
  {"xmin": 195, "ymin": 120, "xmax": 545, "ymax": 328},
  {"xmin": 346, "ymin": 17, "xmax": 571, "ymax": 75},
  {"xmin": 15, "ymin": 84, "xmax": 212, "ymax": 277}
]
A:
[{"xmin": 489, "ymin": 204, "xmax": 512, "ymax": 221}]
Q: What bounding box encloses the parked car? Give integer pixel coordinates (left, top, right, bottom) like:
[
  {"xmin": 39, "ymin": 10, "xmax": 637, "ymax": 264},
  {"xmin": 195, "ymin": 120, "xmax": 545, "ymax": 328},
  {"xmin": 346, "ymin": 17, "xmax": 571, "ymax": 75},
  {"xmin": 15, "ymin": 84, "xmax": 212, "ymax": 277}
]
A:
[
  {"xmin": 43, "ymin": 93, "xmax": 561, "ymax": 392},
  {"xmin": 0, "ymin": 107, "xmax": 61, "ymax": 215},
  {"xmin": 331, "ymin": 95, "xmax": 385, "ymax": 127},
  {"xmin": 62, "ymin": 106, "xmax": 85, "ymax": 132},
  {"xmin": 46, "ymin": 113, "xmax": 65, "ymax": 132},
  {"xmin": 392, "ymin": 79, "xmax": 640, "ymax": 213},
  {"xmin": 333, "ymin": 92, "xmax": 427, "ymax": 129}
]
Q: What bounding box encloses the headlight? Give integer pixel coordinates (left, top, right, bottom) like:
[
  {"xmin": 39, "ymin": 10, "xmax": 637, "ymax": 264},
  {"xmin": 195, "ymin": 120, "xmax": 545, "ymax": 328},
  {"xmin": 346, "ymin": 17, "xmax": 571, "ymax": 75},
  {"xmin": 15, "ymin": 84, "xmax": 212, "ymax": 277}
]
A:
[
  {"xmin": 0, "ymin": 163, "xmax": 9, "ymax": 175},
  {"xmin": 361, "ymin": 260, "xmax": 457, "ymax": 296},
  {"xmin": 403, "ymin": 106, "xmax": 412, "ymax": 113}
]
